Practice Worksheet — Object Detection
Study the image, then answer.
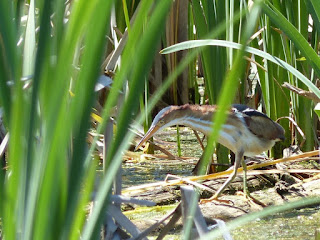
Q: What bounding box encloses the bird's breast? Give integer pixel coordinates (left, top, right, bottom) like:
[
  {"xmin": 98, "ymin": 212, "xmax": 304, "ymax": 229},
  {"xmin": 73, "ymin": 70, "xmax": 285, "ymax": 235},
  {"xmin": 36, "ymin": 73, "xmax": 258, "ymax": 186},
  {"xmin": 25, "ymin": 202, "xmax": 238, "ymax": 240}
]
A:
[{"xmin": 218, "ymin": 122, "xmax": 278, "ymax": 156}]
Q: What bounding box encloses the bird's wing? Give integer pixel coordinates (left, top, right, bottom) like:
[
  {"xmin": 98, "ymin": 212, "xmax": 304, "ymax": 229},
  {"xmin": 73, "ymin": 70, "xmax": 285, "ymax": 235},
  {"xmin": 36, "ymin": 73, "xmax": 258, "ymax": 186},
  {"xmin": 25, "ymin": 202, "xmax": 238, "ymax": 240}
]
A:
[{"xmin": 242, "ymin": 112, "xmax": 284, "ymax": 140}]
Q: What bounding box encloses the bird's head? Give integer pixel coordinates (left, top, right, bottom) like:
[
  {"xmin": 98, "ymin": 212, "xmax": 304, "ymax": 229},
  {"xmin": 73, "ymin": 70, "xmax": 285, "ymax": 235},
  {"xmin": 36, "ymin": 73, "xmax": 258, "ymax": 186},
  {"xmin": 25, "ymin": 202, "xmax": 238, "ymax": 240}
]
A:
[{"xmin": 135, "ymin": 105, "xmax": 185, "ymax": 150}]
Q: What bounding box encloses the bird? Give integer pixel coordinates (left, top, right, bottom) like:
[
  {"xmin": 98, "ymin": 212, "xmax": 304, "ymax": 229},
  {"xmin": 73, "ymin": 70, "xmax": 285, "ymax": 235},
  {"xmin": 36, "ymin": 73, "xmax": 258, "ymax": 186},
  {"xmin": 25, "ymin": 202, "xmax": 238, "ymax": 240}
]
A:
[{"xmin": 135, "ymin": 104, "xmax": 285, "ymax": 202}]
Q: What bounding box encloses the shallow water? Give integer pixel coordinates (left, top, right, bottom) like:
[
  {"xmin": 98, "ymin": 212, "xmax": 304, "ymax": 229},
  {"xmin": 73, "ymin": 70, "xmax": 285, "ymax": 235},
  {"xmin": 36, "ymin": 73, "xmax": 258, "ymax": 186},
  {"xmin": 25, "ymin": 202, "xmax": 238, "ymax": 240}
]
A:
[
  {"xmin": 232, "ymin": 207, "xmax": 320, "ymax": 240},
  {"xmin": 124, "ymin": 205, "xmax": 320, "ymax": 240},
  {"xmin": 122, "ymin": 160, "xmax": 195, "ymax": 188},
  {"xmin": 123, "ymin": 127, "xmax": 202, "ymax": 188}
]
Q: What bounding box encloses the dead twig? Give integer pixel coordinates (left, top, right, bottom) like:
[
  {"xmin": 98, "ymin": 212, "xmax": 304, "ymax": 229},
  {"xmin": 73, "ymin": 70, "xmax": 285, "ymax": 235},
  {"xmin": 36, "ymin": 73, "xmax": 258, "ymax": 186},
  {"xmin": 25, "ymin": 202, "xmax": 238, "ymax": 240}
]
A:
[{"xmin": 282, "ymin": 82, "xmax": 320, "ymax": 103}]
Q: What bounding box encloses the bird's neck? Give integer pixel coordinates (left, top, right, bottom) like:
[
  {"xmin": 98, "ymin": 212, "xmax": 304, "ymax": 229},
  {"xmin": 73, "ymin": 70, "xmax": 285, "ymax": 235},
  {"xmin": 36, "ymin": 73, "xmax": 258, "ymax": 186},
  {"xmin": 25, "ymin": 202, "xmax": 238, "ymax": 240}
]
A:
[{"xmin": 179, "ymin": 115, "xmax": 213, "ymax": 135}]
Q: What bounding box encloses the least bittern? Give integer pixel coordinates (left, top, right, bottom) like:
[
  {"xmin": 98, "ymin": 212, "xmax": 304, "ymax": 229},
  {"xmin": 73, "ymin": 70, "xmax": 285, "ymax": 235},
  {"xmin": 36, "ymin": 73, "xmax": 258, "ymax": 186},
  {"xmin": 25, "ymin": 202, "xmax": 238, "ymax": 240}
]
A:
[{"xmin": 135, "ymin": 104, "xmax": 285, "ymax": 201}]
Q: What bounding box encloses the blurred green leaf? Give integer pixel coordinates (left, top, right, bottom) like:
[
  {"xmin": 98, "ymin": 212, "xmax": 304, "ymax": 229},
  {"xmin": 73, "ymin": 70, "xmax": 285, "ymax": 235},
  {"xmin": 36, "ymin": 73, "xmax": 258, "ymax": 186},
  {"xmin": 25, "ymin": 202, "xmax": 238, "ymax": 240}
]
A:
[
  {"xmin": 23, "ymin": 0, "xmax": 36, "ymax": 76},
  {"xmin": 82, "ymin": 0, "xmax": 173, "ymax": 238}
]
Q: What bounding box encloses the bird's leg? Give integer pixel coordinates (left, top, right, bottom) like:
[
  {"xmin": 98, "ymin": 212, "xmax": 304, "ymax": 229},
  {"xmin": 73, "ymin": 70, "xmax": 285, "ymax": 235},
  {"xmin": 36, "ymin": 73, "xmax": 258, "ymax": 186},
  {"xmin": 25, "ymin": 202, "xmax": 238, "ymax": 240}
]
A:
[
  {"xmin": 241, "ymin": 157, "xmax": 250, "ymax": 196},
  {"xmin": 238, "ymin": 157, "xmax": 266, "ymax": 207},
  {"xmin": 200, "ymin": 150, "xmax": 243, "ymax": 203}
]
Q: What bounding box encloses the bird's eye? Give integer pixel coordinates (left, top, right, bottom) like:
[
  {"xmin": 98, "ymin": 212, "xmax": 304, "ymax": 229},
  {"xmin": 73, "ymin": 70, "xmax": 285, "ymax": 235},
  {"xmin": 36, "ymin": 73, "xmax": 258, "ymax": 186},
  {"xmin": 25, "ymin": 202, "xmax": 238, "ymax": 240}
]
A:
[{"xmin": 159, "ymin": 120, "xmax": 165, "ymax": 125}]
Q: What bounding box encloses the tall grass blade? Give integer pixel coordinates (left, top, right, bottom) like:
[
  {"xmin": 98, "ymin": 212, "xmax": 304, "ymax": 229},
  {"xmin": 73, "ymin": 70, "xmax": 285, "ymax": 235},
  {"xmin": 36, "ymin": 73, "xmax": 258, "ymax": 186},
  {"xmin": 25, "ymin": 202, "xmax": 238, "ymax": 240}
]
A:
[
  {"xmin": 0, "ymin": 0, "xmax": 15, "ymax": 122},
  {"xmin": 82, "ymin": 0, "xmax": 173, "ymax": 238}
]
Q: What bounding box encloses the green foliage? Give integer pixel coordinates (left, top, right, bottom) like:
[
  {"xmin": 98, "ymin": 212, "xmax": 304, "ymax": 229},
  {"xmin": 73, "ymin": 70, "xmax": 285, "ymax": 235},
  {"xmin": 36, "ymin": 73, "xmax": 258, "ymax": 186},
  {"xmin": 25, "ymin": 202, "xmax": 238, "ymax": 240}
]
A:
[
  {"xmin": 0, "ymin": 0, "xmax": 172, "ymax": 239},
  {"xmin": 164, "ymin": 0, "xmax": 320, "ymax": 155}
]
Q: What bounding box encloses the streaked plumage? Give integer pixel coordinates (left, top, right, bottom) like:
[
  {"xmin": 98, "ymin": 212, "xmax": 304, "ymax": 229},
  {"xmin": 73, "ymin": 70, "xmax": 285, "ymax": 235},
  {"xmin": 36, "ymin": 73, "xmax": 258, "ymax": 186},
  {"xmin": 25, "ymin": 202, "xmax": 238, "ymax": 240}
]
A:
[{"xmin": 135, "ymin": 104, "xmax": 285, "ymax": 200}]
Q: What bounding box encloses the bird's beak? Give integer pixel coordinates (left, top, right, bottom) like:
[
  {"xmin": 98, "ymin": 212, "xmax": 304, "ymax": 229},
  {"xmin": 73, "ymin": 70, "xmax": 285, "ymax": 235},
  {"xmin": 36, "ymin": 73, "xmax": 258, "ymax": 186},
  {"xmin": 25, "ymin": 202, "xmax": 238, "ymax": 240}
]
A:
[{"xmin": 135, "ymin": 125, "xmax": 160, "ymax": 151}]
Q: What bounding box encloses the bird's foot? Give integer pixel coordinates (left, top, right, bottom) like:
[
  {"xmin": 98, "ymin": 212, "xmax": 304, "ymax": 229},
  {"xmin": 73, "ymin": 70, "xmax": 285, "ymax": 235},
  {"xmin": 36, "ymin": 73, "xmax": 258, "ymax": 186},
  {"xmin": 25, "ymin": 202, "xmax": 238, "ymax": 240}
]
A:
[{"xmin": 236, "ymin": 191, "xmax": 266, "ymax": 207}]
